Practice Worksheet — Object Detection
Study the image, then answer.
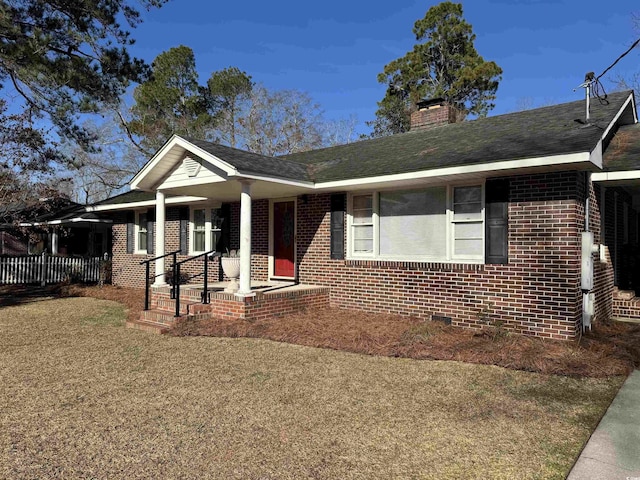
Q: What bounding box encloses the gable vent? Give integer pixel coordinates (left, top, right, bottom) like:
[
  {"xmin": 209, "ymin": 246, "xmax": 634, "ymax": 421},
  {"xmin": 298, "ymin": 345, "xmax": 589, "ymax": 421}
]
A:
[{"xmin": 182, "ymin": 156, "xmax": 201, "ymax": 177}]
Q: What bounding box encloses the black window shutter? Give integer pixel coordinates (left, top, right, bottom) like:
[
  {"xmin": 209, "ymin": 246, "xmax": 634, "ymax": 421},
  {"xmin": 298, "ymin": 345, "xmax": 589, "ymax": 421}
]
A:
[
  {"xmin": 330, "ymin": 194, "xmax": 345, "ymax": 260},
  {"xmin": 126, "ymin": 211, "xmax": 134, "ymax": 254},
  {"xmin": 485, "ymin": 179, "xmax": 509, "ymax": 264},
  {"xmin": 147, "ymin": 209, "xmax": 155, "ymax": 255},
  {"xmin": 179, "ymin": 207, "xmax": 189, "ymax": 255}
]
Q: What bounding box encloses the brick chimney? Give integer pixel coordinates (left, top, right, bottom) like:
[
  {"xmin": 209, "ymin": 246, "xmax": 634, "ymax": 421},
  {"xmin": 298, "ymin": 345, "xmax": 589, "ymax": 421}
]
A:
[{"xmin": 410, "ymin": 98, "xmax": 462, "ymax": 131}]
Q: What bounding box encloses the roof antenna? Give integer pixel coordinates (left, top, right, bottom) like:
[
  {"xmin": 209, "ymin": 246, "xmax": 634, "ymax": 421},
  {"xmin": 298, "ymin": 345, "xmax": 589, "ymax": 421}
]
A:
[{"xmin": 573, "ymin": 72, "xmax": 594, "ymax": 123}]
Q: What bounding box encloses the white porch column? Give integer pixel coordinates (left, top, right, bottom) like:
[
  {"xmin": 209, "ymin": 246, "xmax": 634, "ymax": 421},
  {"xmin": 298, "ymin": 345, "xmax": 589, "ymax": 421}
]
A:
[
  {"xmin": 237, "ymin": 180, "xmax": 254, "ymax": 297},
  {"xmin": 154, "ymin": 190, "xmax": 167, "ymax": 286}
]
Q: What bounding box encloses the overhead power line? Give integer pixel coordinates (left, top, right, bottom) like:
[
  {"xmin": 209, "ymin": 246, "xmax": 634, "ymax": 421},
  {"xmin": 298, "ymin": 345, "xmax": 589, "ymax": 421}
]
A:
[{"xmin": 596, "ymin": 37, "xmax": 640, "ymax": 80}]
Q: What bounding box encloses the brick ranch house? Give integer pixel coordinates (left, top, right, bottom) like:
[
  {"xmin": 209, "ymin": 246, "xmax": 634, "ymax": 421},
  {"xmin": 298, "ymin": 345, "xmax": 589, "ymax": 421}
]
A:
[{"xmin": 88, "ymin": 90, "xmax": 640, "ymax": 339}]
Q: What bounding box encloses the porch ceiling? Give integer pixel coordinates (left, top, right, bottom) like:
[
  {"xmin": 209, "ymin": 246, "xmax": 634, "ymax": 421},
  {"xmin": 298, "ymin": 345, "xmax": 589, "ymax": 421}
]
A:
[{"xmin": 153, "ymin": 179, "xmax": 314, "ymax": 202}]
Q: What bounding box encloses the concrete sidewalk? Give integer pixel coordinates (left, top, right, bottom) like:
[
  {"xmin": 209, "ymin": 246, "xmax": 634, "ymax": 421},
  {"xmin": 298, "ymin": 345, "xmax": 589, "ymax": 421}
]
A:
[{"xmin": 567, "ymin": 369, "xmax": 640, "ymax": 479}]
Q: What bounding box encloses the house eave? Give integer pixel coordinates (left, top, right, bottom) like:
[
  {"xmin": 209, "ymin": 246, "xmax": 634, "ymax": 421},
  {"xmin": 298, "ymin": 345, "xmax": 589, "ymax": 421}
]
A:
[
  {"xmin": 601, "ymin": 92, "xmax": 638, "ymax": 141},
  {"xmin": 233, "ymin": 171, "xmax": 315, "ymax": 189},
  {"xmin": 312, "ymin": 151, "xmax": 596, "ymax": 191},
  {"xmin": 592, "ymin": 170, "xmax": 640, "ymax": 184},
  {"xmin": 87, "ymin": 195, "xmax": 208, "ymax": 212},
  {"xmin": 18, "ymin": 218, "xmax": 113, "ymax": 227}
]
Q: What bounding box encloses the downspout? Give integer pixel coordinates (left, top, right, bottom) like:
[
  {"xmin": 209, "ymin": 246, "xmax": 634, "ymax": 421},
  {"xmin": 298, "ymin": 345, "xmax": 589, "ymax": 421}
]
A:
[{"xmin": 585, "ymin": 172, "xmax": 590, "ymax": 233}]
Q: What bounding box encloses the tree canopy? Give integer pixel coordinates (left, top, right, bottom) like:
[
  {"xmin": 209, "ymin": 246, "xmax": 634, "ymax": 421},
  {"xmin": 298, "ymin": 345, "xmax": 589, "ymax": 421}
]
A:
[
  {"xmin": 370, "ymin": 1, "xmax": 502, "ymax": 137},
  {"xmin": 128, "ymin": 45, "xmax": 213, "ymax": 154},
  {"xmin": 207, "ymin": 66, "xmax": 254, "ymax": 149},
  {"xmin": 63, "ymin": 45, "xmax": 360, "ymax": 203},
  {"xmin": 0, "ymin": 0, "xmax": 165, "ymax": 203},
  {"xmin": 125, "ymin": 46, "xmax": 357, "ymax": 158}
]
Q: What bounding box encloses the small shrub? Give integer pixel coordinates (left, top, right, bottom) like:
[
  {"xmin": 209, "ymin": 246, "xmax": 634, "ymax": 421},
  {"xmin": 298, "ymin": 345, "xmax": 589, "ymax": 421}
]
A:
[
  {"xmin": 99, "ymin": 259, "xmax": 112, "ymax": 286},
  {"xmin": 64, "ymin": 265, "xmax": 85, "ymax": 284},
  {"xmin": 476, "ymin": 301, "xmax": 509, "ymax": 340},
  {"xmin": 399, "ymin": 321, "xmax": 439, "ymax": 345}
]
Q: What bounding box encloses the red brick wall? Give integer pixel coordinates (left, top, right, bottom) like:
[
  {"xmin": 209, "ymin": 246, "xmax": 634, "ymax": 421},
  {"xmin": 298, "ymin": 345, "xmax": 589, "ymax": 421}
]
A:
[{"xmin": 297, "ymin": 172, "xmax": 587, "ymax": 339}]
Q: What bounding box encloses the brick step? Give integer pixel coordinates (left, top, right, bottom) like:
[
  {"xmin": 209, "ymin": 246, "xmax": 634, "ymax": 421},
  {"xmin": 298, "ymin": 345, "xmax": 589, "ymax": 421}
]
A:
[
  {"xmin": 139, "ymin": 308, "xmax": 188, "ymax": 326},
  {"xmin": 153, "ymin": 298, "xmax": 206, "ymax": 315},
  {"xmin": 612, "ymin": 288, "xmax": 640, "ymax": 321},
  {"xmin": 126, "ymin": 319, "xmax": 172, "ymax": 335},
  {"xmin": 612, "ymin": 316, "xmax": 640, "ymax": 324},
  {"xmin": 151, "ymin": 298, "xmax": 195, "ymax": 315},
  {"xmin": 613, "ymin": 288, "xmax": 637, "ymax": 301}
]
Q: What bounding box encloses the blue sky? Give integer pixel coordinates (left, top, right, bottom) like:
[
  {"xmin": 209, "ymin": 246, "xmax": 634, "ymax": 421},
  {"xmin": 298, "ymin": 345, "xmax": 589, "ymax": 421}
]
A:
[{"xmin": 129, "ymin": 0, "xmax": 639, "ymax": 136}]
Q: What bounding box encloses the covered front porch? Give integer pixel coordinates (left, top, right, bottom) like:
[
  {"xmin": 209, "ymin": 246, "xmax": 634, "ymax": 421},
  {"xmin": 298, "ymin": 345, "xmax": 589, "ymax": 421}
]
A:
[{"xmin": 128, "ymin": 136, "xmax": 316, "ymax": 299}]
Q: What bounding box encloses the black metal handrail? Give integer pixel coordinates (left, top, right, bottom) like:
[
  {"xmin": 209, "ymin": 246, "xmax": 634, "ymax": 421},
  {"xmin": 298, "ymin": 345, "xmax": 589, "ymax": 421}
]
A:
[
  {"xmin": 139, "ymin": 249, "xmax": 181, "ymax": 311},
  {"xmin": 171, "ymin": 250, "xmax": 218, "ymax": 317}
]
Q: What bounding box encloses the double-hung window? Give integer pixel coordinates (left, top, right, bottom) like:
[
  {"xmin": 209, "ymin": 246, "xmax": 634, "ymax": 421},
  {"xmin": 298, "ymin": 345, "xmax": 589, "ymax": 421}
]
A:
[
  {"xmin": 190, "ymin": 207, "xmax": 223, "ymax": 254},
  {"xmin": 193, "ymin": 209, "xmax": 206, "ymax": 252},
  {"xmin": 352, "ymin": 194, "xmax": 374, "ymax": 254},
  {"xmin": 348, "ymin": 184, "xmax": 484, "ymax": 262},
  {"xmin": 451, "ymin": 186, "xmax": 483, "ymax": 257},
  {"xmin": 135, "ymin": 211, "xmax": 148, "ymax": 254}
]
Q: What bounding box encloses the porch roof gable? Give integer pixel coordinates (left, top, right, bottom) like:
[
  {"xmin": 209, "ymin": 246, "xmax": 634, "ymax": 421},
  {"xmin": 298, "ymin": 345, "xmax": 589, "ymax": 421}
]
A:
[{"xmin": 130, "ymin": 135, "xmax": 313, "ymax": 191}]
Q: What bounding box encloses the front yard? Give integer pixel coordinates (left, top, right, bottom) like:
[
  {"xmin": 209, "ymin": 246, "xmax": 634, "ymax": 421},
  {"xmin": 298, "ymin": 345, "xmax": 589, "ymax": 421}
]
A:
[{"xmin": 0, "ymin": 296, "xmax": 625, "ymax": 479}]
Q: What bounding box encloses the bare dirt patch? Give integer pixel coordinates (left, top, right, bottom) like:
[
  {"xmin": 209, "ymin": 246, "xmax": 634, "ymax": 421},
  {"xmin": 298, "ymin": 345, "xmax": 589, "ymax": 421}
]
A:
[{"xmin": 0, "ymin": 297, "xmax": 625, "ymax": 479}]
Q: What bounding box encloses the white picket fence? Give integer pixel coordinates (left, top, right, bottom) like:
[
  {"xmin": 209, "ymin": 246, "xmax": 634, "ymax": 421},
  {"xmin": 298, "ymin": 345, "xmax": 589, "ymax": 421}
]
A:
[{"xmin": 0, "ymin": 253, "xmax": 103, "ymax": 285}]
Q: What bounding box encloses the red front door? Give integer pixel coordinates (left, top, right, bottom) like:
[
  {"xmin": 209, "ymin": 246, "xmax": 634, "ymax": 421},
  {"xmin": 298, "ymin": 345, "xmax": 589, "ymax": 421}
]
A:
[{"xmin": 273, "ymin": 201, "xmax": 295, "ymax": 277}]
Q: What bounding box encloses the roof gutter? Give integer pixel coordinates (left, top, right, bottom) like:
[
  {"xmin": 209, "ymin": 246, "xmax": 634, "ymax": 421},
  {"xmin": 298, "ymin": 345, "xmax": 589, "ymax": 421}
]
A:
[
  {"xmin": 87, "ymin": 195, "xmax": 209, "ymax": 212},
  {"xmin": 312, "ymin": 151, "xmax": 595, "ymax": 190}
]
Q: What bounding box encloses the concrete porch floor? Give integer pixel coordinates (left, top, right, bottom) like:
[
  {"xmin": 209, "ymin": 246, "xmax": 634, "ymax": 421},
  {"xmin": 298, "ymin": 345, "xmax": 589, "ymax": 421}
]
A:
[
  {"xmin": 160, "ymin": 280, "xmax": 319, "ymax": 295},
  {"xmin": 152, "ymin": 280, "xmax": 326, "ymax": 297}
]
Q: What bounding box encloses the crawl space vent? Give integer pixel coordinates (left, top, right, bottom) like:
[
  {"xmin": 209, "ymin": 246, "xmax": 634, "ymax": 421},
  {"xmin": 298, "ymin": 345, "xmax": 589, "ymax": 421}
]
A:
[
  {"xmin": 432, "ymin": 315, "xmax": 452, "ymax": 325},
  {"xmin": 182, "ymin": 156, "xmax": 201, "ymax": 177}
]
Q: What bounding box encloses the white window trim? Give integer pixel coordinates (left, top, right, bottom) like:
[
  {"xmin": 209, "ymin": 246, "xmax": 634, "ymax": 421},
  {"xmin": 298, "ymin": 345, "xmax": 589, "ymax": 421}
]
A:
[
  {"xmin": 448, "ymin": 183, "xmax": 485, "ymax": 262},
  {"xmin": 134, "ymin": 210, "xmax": 148, "ymax": 255},
  {"xmin": 347, "ymin": 191, "xmax": 378, "ymax": 258},
  {"xmin": 189, "ymin": 206, "xmax": 222, "ymax": 255},
  {"xmin": 346, "ymin": 183, "xmax": 485, "ymax": 263}
]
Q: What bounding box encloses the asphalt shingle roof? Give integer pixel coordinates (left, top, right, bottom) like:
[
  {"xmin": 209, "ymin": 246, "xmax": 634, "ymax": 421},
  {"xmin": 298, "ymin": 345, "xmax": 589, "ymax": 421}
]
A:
[
  {"xmin": 279, "ymin": 90, "xmax": 634, "ymax": 183},
  {"xmin": 182, "ymin": 138, "xmax": 311, "ymax": 182},
  {"xmin": 92, "ymin": 190, "xmax": 157, "ymax": 206}
]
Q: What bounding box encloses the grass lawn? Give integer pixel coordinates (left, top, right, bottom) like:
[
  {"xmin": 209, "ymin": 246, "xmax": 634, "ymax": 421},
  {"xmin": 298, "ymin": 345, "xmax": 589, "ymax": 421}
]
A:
[{"xmin": 0, "ymin": 297, "xmax": 625, "ymax": 479}]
